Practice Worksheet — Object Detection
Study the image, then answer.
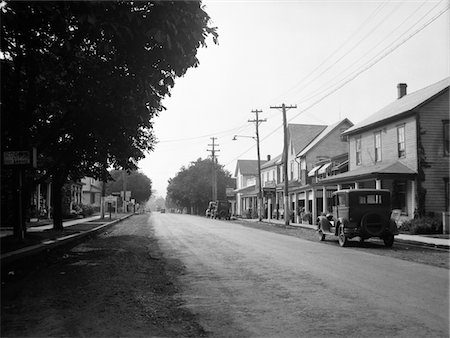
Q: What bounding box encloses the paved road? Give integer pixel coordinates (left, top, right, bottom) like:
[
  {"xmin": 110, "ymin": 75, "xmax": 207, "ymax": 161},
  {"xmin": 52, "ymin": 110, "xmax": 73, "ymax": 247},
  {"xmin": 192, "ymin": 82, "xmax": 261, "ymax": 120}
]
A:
[{"xmin": 154, "ymin": 213, "xmax": 449, "ymax": 337}]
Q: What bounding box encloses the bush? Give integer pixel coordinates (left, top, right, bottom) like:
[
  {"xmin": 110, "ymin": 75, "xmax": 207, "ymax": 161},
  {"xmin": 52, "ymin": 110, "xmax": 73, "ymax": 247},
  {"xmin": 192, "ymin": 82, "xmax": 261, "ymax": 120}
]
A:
[
  {"xmin": 400, "ymin": 216, "xmax": 442, "ymax": 234},
  {"xmin": 81, "ymin": 204, "xmax": 94, "ymax": 217},
  {"xmin": 301, "ymin": 212, "xmax": 312, "ymax": 224}
]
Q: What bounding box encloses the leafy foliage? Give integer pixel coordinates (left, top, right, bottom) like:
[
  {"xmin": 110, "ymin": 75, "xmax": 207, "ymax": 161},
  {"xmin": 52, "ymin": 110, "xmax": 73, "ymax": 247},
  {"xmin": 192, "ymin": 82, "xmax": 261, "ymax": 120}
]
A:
[
  {"xmin": 1, "ymin": 1, "xmax": 217, "ymax": 231},
  {"xmin": 400, "ymin": 217, "xmax": 443, "ymax": 235},
  {"xmin": 106, "ymin": 170, "xmax": 153, "ymax": 203},
  {"xmin": 166, "ymin": 158, "xmax": 235, "ymax": 214}
]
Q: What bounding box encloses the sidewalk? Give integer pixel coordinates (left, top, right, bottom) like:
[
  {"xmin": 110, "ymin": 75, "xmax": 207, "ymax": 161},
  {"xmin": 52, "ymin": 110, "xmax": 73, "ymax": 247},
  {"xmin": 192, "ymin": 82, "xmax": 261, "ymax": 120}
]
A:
[
  {"xmin": 241, "ymin": 217, "xmax": 450, "ymax": 249},
  {"xmin": 1, "ymin": 213, "xmax": 133, "ymax": 266}
]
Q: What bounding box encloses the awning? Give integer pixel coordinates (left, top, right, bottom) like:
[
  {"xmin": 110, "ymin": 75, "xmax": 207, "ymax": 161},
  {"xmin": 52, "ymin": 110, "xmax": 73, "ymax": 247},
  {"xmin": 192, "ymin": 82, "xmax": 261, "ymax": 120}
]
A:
[
  {"xmin": 308, "ymin": 164, "xmax": 323, "ymax": 177},
  {"xmin": 318, "ymin": 162, "xmax": 332, "ymax": 175},
  {"xmin": 332, "ymin": 160, "xmax": 348, "ymax": 171}
]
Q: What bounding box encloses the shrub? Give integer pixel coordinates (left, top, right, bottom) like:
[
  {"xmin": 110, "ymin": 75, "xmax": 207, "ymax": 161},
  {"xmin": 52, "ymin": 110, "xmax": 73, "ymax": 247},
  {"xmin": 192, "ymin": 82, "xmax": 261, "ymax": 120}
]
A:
[
  {"xmin": 302, "ymin": 212, "xmax": 312, "ymax": 224},
  {"xmin": 400, "ymin": 216, "xmax": 442, "ymax": 234},
  {"xmin": 81, "ymin": 204, "xmax": 94, "ymax": 217}
]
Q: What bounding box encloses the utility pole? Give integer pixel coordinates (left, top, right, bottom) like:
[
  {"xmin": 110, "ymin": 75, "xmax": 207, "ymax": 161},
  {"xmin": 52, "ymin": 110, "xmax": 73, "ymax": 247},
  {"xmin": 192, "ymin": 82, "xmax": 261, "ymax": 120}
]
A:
[
  {"xmin": 249, "ymin": 109, "xmax": 266, "ymax": 221},
  {"xmin": 207, "ymin": 137, "xmax": 219, "ymax": 201},
  {"xmin": 270, "ymin": 103, "xmax": 297, "ymax": 226}
]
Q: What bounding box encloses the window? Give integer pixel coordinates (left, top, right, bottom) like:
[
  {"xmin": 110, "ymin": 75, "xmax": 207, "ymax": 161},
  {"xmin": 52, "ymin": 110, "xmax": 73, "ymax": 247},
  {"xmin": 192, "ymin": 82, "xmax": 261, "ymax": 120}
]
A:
[
  {"xmin": 355, "ymin": 136, "xmax": 362, "ymax": 165},
  {"xmin": 397, "ymin": 125, "xmax": 406, "ymax": 158},
  {"xmin": 444, "ymin": 120, "xmax": 449, "ymax": 156},
  {"xmin": 374, "ymin": 131, "xmax": 382, "ymax": 162},
  {"xmin": 358, "ymin": 194, "xmax": 383, "ymax": 205}
]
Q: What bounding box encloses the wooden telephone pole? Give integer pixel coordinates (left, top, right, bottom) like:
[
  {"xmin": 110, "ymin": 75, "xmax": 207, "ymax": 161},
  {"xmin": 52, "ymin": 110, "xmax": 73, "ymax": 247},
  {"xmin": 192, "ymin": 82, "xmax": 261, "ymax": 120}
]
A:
[
  {"xmin": 249, "ymin": 109, "xmax": 266, "ymax": 221},
  {"xmin": 207, "ymin": 137, "xmax": 219, "ymax": 201},
  {"xmin": 270, "ymin": 103, "xmax": 297, "ymax": 226}
]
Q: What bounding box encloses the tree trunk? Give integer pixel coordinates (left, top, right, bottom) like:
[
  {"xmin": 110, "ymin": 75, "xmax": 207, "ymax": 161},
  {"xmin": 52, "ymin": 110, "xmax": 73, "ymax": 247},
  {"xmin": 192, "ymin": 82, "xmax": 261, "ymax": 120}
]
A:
[
  {"xmin": 12, "ymin": 170, "xmax": 25, "ymax": 241},
  {"xmin": 51, "ymin": 170, "xmax": 66, "ymax": 231}
]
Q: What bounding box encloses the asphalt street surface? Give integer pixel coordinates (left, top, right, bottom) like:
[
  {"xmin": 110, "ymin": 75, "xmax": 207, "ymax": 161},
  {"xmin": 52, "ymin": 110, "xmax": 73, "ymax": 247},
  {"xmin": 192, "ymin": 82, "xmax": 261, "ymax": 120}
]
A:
[{"xmin": 2, "ymin": 213, "xmax": 449, "ymax": 337}]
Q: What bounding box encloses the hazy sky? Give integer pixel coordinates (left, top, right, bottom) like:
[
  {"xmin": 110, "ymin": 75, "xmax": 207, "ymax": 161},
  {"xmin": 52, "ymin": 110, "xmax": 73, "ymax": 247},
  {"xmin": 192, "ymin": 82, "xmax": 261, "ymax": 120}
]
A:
[{"xmin": 138, "ymin": 0, "xmax": 449, "ymax": 198}]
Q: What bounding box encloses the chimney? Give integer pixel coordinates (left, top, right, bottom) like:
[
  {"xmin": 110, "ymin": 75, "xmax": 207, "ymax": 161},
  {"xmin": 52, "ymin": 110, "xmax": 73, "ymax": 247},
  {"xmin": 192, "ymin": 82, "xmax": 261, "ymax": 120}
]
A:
[
  {"xmin": 397, "ymin": 83, "xmax": 407, "ymax": 99},
  {"xmin": 267, "ymin": 155, "xmax": 271, "ymax": 161}
]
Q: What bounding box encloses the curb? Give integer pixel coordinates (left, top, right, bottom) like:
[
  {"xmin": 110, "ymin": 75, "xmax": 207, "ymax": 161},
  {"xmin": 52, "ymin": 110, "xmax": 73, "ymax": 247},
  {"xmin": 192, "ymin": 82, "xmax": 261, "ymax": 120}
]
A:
[
  {"xmin": 236, "ymin": 218, "xmax": 450, "ymax": 250},
  {"xmin": 1, "ymin": 214, "xmax": 134, "ymax": 267}
]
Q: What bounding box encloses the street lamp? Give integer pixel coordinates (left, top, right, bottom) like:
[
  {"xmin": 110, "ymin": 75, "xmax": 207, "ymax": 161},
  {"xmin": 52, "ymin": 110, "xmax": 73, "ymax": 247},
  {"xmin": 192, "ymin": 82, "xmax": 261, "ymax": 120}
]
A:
[{"xmin": 233, "ymin": 134, "xmax": 264, "ymax": 222}]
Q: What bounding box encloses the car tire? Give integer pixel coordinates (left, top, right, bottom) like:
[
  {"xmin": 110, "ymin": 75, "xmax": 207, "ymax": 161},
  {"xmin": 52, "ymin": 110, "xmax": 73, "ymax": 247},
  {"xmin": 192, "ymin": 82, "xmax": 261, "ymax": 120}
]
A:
[
  {"xmin": 338, "ymin": 225, "xmax": 348, "ymax": 247},
  {"xmin": 383, "ymin": 234, "xmax": 394, "ymax": 248},
  {"xmin": 317, "ymin": 229, "xmax": 325, "ymax": 241}
]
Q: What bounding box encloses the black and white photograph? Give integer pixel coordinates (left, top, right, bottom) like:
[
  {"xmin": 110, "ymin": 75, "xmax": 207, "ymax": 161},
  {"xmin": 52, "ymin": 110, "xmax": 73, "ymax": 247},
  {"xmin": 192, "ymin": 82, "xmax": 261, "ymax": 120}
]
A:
[{"xmin": 1, "ymin": 0, "xmax": 449, "ymax": 337}]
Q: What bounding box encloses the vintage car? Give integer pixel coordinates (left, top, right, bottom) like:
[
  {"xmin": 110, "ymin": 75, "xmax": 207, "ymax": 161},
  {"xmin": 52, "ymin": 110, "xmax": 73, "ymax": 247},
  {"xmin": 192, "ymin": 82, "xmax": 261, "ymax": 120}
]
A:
[
  {"xmin": 317, "ymin": 189, "xmax": 398, "ymax": 247},
  {"xmin": 211, "ymin": 200, "xmax": 231, "ymax": 220},
  {"xmin": 205, "ymin": 201, "xmax": 216, "ymax": 218}
]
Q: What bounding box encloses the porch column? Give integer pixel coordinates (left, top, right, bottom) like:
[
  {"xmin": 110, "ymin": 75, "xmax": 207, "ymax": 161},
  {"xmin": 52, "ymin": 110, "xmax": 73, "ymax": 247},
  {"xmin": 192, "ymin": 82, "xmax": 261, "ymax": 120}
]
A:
[
  {"xmin": 37, "ymin": 184, "xmax": 41, "ymax": 214},
  {"xmin": 337, "ymin": 184, "xmax": 342, "ymax": 191},
  {"xmin": 410, "ymin": 180, "xmax": 416, "ymax": 217},
  {"xmin": 376, "ymin": 179, "xmax": 382, "ymax": 189},
  {"xmin": 294, "ymin": 192, "xmax": 298, "ymax": 223},
  {"xmin": 268, "ymin": 197, "xmax": 272, "ymax": 220},
  {"xmin": 311, "ymin": 189, "xmax": 317, "ymax": 224},
  {"xmin": 355, "ymin": 182, "xmax": 360, "ymax": 189},
  {"xmin": 322, "ymin": 186, "xmax": 327, "ymax": 214},
  {"xmin": 305, "ymin": 190, "xmax": 310, "ymax": 214}
]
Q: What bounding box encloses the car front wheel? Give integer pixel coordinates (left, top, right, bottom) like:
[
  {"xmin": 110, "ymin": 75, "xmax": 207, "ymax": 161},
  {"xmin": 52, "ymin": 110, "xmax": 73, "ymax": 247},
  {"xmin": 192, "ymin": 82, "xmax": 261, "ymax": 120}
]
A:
[{"xmin": 338, "ymin": 225, "xmax": 348, "ymax": 247}]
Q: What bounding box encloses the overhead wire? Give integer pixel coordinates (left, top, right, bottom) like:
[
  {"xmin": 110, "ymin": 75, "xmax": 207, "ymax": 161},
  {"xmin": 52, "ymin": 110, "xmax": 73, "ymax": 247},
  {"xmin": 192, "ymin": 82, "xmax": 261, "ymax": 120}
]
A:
[
  {"xmin": 223, "ymin": 1, "xmax": 448, "ymax": 166},
  {"xmin": 296, "ymin": 0, "xmax": 443, "ymax": 106}
]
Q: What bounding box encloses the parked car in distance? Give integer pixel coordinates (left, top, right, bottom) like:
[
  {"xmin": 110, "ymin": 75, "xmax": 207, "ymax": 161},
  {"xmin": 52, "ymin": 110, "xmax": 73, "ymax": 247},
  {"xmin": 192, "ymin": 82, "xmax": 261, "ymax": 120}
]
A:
[
  {"xmin": 211, "ymin": 200, "xmax": 231, "ymax": 220},
  {"xmin": 205, "ymin": 201, "xmax": 216, "ymax": 218},
  {"xmin": 317, "ymin": 189, "xmax": 398, "ymax": 247},
  {"xmin": 160, "ymin": 208, "xmax": 165, "ymax": 213}
]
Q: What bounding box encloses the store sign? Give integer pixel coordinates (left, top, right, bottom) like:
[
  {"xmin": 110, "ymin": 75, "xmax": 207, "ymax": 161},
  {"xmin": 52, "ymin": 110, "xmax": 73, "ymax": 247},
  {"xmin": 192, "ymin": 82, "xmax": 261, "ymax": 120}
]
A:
[{"xmin": 3, "ymin": 150, "xmax": 35, "ymax": 166}]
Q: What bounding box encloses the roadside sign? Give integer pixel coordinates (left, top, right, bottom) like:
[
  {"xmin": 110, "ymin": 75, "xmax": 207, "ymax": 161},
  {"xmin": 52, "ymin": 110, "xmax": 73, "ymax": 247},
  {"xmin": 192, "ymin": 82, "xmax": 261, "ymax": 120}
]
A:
[
  {"xmin": 104, "ymin": 195, "xmax": 117, "ymax": 203},
  {"xmin": 3, "ymin": 148, "xmax": 37, "ymax": 167}
]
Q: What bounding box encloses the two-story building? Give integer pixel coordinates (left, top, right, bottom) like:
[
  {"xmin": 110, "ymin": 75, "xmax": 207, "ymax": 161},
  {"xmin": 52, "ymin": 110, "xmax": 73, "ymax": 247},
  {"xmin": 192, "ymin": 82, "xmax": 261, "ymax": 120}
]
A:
[
  {"xmin": 234, "ymin": 159, "xmax": 267, "ymax": 217},
  {"xmin": 81, "ymin": 177, "xmax": 103, "ymax": 212},
  {"xmin": 267, "ymin": 123, "xmax": 328, "ymax": 220},
  {"xmin": 290, "ymin": 118, "xmax": 354, "ymax": 223},
  {"xmin": 322, "ymin": 78, "xmax": 449, "ymax": 220}
]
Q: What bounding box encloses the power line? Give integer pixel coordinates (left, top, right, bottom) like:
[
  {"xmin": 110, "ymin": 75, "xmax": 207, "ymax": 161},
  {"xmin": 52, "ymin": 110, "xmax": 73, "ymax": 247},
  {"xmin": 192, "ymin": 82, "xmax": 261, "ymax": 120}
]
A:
[{"xmin": 224, "ymin": 3, "xmax": 448, "ymax": 166}]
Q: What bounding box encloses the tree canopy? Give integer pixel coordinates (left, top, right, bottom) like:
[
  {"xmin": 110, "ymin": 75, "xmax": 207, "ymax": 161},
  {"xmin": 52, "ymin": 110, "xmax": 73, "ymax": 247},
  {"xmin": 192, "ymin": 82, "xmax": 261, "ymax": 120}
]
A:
[
  {"xmin": 166, "ymin": 158, "xmax": 235, "ymax": 214},
  {"xmin": 106, "ymin": 170, "xmax": 152, "ymax": 203},
  {"xmin": 1, "ymin": 1, "xmax": 217, "ymax": 232}
]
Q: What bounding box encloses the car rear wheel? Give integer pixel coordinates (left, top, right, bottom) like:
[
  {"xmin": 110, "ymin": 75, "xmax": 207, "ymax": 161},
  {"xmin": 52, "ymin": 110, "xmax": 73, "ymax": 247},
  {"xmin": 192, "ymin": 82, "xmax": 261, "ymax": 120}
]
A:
[
  {"xmin": 338, "ymin": 225, "xmax": 348, "ymax": 247},
  {"xmin": 383, "ymin": 234, "xmax": 394, "ymax": 248}
]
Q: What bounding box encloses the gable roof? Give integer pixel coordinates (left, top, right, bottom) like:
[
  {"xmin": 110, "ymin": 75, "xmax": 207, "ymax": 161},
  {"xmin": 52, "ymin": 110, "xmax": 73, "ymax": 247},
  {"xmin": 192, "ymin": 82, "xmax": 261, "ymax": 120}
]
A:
[
  {"xmin": 288, "ymin": 124, "xmax": 327, "ymax": 155},
  {"xmin": 298, "ymin": 118, "xmax": 353, "ymax": 157},
  {"xmin": 344, "ymin": 77, "xmax": 449, "ymax": 135},
  {"xmin": 261, "ymin": 154, "xmax": 282, "ymax": 170},
  {"xmin": 234, "ymin": 159, "xmax": 267, "ymax": 177}
]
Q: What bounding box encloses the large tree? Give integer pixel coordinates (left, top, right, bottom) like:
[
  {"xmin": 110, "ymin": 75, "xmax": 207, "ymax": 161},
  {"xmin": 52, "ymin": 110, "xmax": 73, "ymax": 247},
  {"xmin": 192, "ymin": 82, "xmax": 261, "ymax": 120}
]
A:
[
  {"xmin": 1, "ymin": 1, "xmax": 217, "ymax": 236},
  {"xmin": 105, "ymin": 170, "xmax": 152, "ymax": 204},
  {"xmin": 166, "ymin": 158, "xmax": 235, "ymax": 215}
]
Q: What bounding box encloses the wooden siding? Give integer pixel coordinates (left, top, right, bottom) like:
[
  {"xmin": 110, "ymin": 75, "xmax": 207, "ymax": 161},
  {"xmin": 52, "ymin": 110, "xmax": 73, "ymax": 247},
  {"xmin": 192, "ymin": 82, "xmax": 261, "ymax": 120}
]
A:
[
  {"xmin": 416, "ymin": 90, "xmax": 450, "ymax": 214},
  {"xmin": 305, "ymin": 120, "xmax": 353, "ymax": 171},
  {"xmin": 348, "ymin": 115, "xmax": 417, "ymax": 171}
]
